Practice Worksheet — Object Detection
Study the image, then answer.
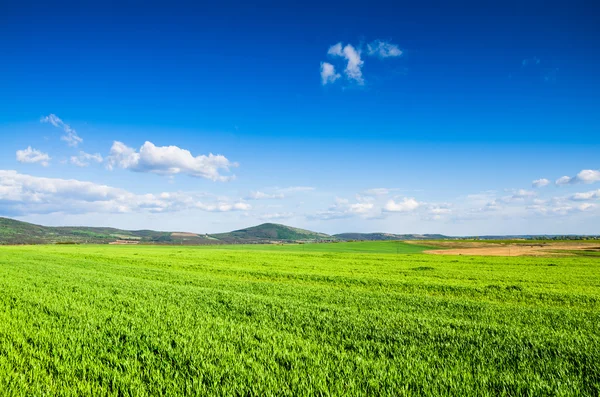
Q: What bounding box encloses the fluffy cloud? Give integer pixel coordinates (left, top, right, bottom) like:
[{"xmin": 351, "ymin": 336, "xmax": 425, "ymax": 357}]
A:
[
  {"xmin": 383, "ymin": 198, "xmax": 421, "ymax": 212},
  {"xmin": 510, "ymin": 189, "xmax": 536, "ymax": 200},
  {"xmin": 309, "ymin": 197, "xmax": 375, "ymax": 220},
  {"xmin": 246, "ymin": 191, "xmax": 285, "ymax": 200},
  {"xmin": 367, "ymin": 40, "xmax": 403, "ymax": 58},
  {"xmin": 321, "ymin": 40, "xmax": 402, "ymax": 85},
  {"xmin": 70, "ymin": 151, "xmax": 103, "ymax": 167},
  {"xmin": 327, "ymin": 43, "xmax": 365, "ymax": 85},
  {"xmin": 0, "ymin": 170, "xmax": 249, "ymax": 216},
  {"xmin": 40, "ymin": 114, "xmax": 83, "ymax": 147},
  {"xmin": 555, "ymin": 169, "xmax": 600, "ymax": 185},
  {"xmin": 196, "ymin": 202, "xmax": 251, "ymax": 212},
  {"xmin": 320, "ymin": 62, "xmax": 341, "ymax": 85},
  {"xmin": 245, "ymin": 187, "xmax": 314, "ymax": 201},
  {"xmin": 16, "ymin": 147, "xmax": 51, "ymax": 167},
  {"xmin": 106, "ymin": 141, "xmax": 237, "ymax": 181},
  {"xmin": 555, "ymin": 176, "xmax": 573, "ymax": 185},
  {"xmin": 570, "ymin": 189, "xmax": 600, "ymax": 201},
  {"xmin": 532, "ymin": 178, "xmax": 550, "ymax": 188}
]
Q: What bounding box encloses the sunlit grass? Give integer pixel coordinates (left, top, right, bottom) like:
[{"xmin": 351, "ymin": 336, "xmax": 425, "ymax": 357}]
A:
[{"xmin": 0, "ymin": 244, "xmax": 598, "ymax": 395}]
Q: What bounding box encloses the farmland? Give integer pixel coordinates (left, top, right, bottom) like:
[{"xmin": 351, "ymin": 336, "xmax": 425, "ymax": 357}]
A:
[{"xmin": 0, "ymin": 244, "xmax": 599, "ymax": 395}]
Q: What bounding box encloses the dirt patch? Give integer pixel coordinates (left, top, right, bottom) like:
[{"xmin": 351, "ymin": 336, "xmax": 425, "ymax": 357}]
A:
[
  {"xmin": 109, "ymin": 240, "xmax": 140, "ymax": 245},
  {"xmin": 171, "ymin": 232, "xmax": 199, "ymax": 237},
  {"xmin": 423, "ymin": 242, "xmax": 599, "ymax": 257}
]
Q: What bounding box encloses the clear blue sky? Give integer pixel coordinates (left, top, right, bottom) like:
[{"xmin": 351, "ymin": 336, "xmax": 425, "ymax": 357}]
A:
[{"xmin": 1, "ymin": 0, "xmax": 599, "ymax": 235}]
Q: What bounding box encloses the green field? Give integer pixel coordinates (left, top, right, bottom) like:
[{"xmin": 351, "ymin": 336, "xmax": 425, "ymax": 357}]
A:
[
  {"xmin": 207, "ymin": 240, "xmax": 435, "ymax": 254},
  {"xmin": 1, "ymin": 244, "xmax": 599, "ymax": 396}
]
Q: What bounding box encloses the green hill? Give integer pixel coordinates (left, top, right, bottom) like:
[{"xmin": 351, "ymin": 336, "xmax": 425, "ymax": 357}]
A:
[
  {"xmin": 211, "ymin": 223, "xmax": 333, "ymax": 243},
  {"xmin": 334, "ymin": 232, "xmax": 448, "ymax": 241},
  {"xmin": 0, "ymin": 217, "xmax": 205, "ymax": 245},
  {"xmin": 0, "ymin": 218, "xmax": 333, "ymax": 245}
]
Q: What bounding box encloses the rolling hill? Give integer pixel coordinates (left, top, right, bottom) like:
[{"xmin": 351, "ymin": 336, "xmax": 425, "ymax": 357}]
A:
[
  {"xmin": 333, "ymin": 232, "xmax": 448, "ymax": 241},
  {"xmin": 210, "ymin": 223, "xmax": 333, "ymax": 243},
  {"xmin": 3, "ymin": 216, "xmax": 588, "ymax": 245},
  {"xmin": 0, "ymin": 218, "xmax": 333, "ymax": 245}
]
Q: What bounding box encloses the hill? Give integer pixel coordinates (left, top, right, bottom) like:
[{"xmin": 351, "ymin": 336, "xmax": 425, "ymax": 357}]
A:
[
  {"xmin": 4, "ymin": 216, "xmax": 594, "ymax": 245},
  {"xmin": 334, "ymin": 232, "xmax": 448, "ymax": 241},
  {"xmin": 0, "ymin": 217, "xmax": 185, "ymax": 244},
  {"xmin": 211, "ymin": 223, "xmax": 334, "ymax": 243},
  {"xmin": 0, "ymin": 218, "xmax": 333, "ymax": 245}
]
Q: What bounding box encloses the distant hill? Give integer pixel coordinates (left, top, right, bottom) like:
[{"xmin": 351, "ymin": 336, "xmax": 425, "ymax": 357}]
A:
[
  {"xmin": 211, "ymin": 223, "xmax": 333, "ymax": 243},
  {"xmin": 0, "ymin": 218, "xmax": 332, "ymax": 245},
  {"xmin": 0, "ymin": 217, "xmax": 213, "ymax": 245},
  {"xmin": 2, "ymin": 217, "xmax": 595, "ymax": 245},
  {"xmin": 334, "ymin": 233, "xmax": 448, "ymax": 241}
]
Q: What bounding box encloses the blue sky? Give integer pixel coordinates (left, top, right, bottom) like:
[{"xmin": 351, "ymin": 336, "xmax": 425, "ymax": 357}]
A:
[{"xmin": 1, "ymin": 0, "xmax": 599, "ymax": 235}]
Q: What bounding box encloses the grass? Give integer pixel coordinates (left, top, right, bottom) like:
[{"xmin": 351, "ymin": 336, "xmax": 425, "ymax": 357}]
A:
[
  {"xmin": 0, "ymin": 244, "xmax": 599, "ymax": 396},
  {"xmin": 206, "ymin": 240, "xmax": 434, "ymax": 254}
]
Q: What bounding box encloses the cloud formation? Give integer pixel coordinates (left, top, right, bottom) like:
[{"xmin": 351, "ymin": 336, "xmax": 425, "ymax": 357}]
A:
[
  {"xmin": 246, "ymin": 191, "xmax": 285, "ymax": 200},
  {"xmin": 532, "ymin": 178, "xmax": 550, "ymax": 188},
  {"xmin": 383, "ymin": 198, "xmax": 421, "ymax": 212},
  {"xmin": 320, "ymin": 62, "xmax": 341, "ymax": 85},
  {"xmin": 40, "ymin": 114, "xmax": 83, "ymax": 147},
  {"xmin": 16, "ymin": 147, "xmax": 51, "ymax": 167},
  {"xmin": 106, "ymin": 141, "xmax": 237, "ymax": 181},
  {"xmin": 321, "ymin": 40, "xmax": 402, "ymax": 86},
  {"xmin": 309, "ymin": 197, "xmax": 374, "ymax": 220},
  {"xmin": 367, "ymin": 40, "xmax": 403, "ymax": 58},
  {"xmin": 570, "ymin": 189, "xmax": 600, "ymax": 201},
  {"xmin": 328, "ymin": 43, "xmax": 364, "ymax": 85},
  {"xmin": 0, "ymin": 170, "xmax": 248, "ymax": 216},
  {"xmin": 70, "ymin": 151, "xmax": 103, "ymax": 167},
  {"xmin": 555, "ymin": 169, "xmax": 600, "ymax": 185}
]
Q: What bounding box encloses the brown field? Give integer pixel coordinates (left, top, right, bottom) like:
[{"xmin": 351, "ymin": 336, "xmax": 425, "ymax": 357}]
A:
[
  {"xmin": 171, "ymin": 232, "xmax": 199, "ymax": 237},
  {"xmin": 408, "ymin": 241, "xmax": 600, "ymax": 257}
]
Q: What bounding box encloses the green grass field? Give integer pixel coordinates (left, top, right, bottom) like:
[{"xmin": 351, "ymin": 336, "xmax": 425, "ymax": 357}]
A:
[
  {"xmin": 1, "ymin": 244, "xmax": 599, "ymax": 395},
  {"xmin": 208, "ymin": 240, "xmax": 435, "ymax": 254}
]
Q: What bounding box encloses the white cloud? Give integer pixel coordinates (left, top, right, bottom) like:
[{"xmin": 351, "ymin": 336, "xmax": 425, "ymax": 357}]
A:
[
  {"xmin": 576, "ymin": 169, "xmax": 600, "ymax": 184},
  {"xmin": 556, "ymin": 169, "xmax": 600, "ymax": 185},
  {"xmin": 555, "ymin": 176, "xmax": 573, "ymax": 185},
  {"xmin": 16, "ymin": 147, "xmax": 51, "ymax": 167},
  {"xmin": 40, "ymin": 114, "xmax": 83, "ymax": 147},
  {"xmin": 327, "ymin": 43, "xmax": 364, "ymax": 85},
  {"xmin": 578, "ymin": 203, "xmax": 595, "ymax": 211},
  {"xmin": 327, "ymin": 43, "xmax": 343, "ymax": 57},
  {"xmin": 322, "ymin": 39, "xmax": 403, "ymax": 85},
  {"xmin": 367, "ymin": 40, "xmax": 402, "ymax": 58},
  {"xmin": 106, "ymin": 141, "xmax": 237, "ymax": 181},
  {"xmin": 70, "ymin": 151, "xmax": 103, "ymax": 167},
  {"xmin": 383, "ymin": 198, "xmax": 421, "ymax": 212},
  {"xmin": 309, "ymin": 197, "xmax": 375, "ymax": 220},
  {"xmin": 246, "ymin": 191, "xmax": 285, "ymax": 200},
  {"xmin": 532, "ymin": 178, "xmax": 550, "ymax": 188},
  {"xmin": 196, "ymin": 202, "xmax": 250, "ymax": 212},
  {"xmin": 320, "ymin": 62, "xmax": 341, "ymax": 85},
  {"xmin": 511, "ymin": 189, "xmax": 536, "ymax": 200},
  {"xmin": 570, "ymin": 189, "xmax": 600, "ymax": 201},
  {"xmin": 0, "ymin": 170, "xmax": 249, "ymax": 216}
]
